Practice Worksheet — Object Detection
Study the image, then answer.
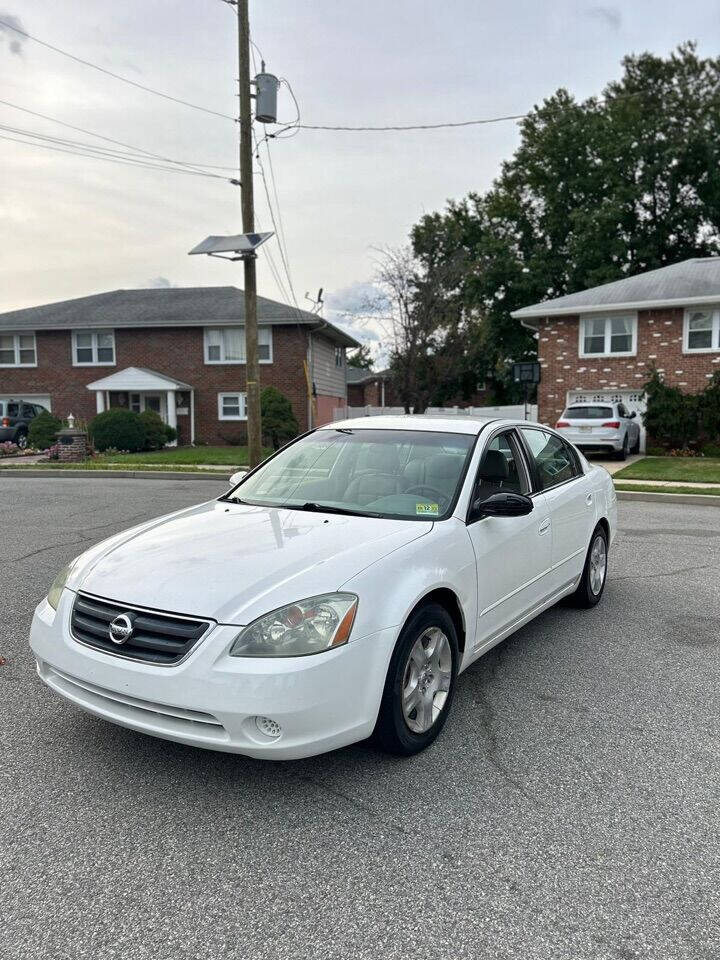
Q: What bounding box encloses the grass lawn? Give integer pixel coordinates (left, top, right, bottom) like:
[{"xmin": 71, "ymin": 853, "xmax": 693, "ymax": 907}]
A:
[
  {"xmin": 97, "ymin": 445, "xmax": 271, "ymax": 466},
  {"xmin": 614, "ymin": 482, "xmax": 720, "ymax": 497},
  {"xmin": 0, "ymin": 461, "xmax": 233, "ymax": 474},
  {"xmin": 614, "ymin": 456, "xmax": 720, "ymax": 484}
]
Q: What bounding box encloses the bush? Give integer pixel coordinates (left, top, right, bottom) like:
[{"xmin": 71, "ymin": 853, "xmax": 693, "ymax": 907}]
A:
[
  {"xmin": 90, "ymin": 409, "xmax": 146, "ymax": 452},
  {"xmin": 28, "ymin": 410, "xmax": 62, "ymax": 450},
  {"xmin": 643, "ymin": 370, "xmax": 700, "ymax": 450},
  {"xmin": 261, "ymin": 387, "xmax": 299, "ymax": 450},
  {"xmin": 138, "ymin": 409, "xmax": 176, "ymax": 450},
  {"xmin": 699, "ymin": 371, "xmax": 720, "ymax": 443},
  {"xmin": 701, "ymin": 442, "xmax": 720, "ymax": 458}
]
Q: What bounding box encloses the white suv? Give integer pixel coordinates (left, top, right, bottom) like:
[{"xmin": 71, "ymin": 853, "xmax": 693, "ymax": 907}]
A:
[{"xmin": 556, "ymin": 401, "xmax": 641, "ymax": 460}]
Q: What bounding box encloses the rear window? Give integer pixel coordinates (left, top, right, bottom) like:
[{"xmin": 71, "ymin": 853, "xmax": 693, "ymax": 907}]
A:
[
  {"xmin": 563, "ymin": 406, "xmax": 613, "ymax": 420},
  {"xmin": 6, "ymin": 402, "xmax": 19, "ymax": 417}
]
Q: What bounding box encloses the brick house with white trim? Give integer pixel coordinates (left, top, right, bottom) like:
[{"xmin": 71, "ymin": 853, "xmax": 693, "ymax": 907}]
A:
[
  {"xmin": 0, "ymin": 287, "xmax": 359, "ymax": 444},
  {"xmin": 511, "ymin": 258, "xmax": 720, "ymax": 450}
]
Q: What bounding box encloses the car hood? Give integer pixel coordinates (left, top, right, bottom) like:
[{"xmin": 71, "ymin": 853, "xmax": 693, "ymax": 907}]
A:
[{"xmin": 72, "ymin": 499, "xmax": 432, "ymax": 624}]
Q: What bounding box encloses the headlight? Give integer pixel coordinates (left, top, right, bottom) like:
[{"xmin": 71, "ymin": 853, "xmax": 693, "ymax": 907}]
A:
[
  {"xmin": 47, "ymin": 558, "xmax": 78, "ymax": 611},
  {"xmin": 229, "ymin": 593, "xmax": 358, "ymax": 658}
]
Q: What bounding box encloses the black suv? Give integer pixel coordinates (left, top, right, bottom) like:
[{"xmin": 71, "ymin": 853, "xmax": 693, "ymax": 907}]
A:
[{"xmin": 0, "ymin": 400, "xmax": 48, "ymax": 449}]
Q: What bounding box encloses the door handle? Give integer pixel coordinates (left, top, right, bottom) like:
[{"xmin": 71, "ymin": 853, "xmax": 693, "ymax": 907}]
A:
[
  {"xmin": 586, "ymin": 493, "xmax": 593, "ymax": 506},
  {"xmin": 538, "ymin": 518, "xmax": 551, "ymax": 535}
]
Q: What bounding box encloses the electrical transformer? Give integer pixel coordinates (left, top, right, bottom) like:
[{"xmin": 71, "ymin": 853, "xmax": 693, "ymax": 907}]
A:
[{"xmin": 255, "ymin": 72, "xmax": 280, "ymax": 124}]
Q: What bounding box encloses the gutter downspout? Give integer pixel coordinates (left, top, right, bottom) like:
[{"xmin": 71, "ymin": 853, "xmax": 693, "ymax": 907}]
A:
[{"xmin": 190, "ymin": 388, "xmax": 195, "ymax": 446}]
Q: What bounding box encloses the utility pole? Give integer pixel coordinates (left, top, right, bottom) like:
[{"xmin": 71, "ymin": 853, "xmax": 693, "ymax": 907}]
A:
[{"xmin": 237, "ymin": 0, "xmax": 262, "ymax": 468}]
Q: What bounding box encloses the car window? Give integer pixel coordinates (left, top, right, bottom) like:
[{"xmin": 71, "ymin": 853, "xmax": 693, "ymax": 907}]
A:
[
  {"xmin": 617, "ymin": 403, "xmax": 629, "ymax": 418},
  {"xmin": 7, "ymin": 402, "xmax": 19, "ymax": 418},
  {"xmin": 520, "ymin": 428, "xmax": 580, "ymax": 491},
  {"xmin": 21, "ymin": 404, "xmax": 35, "ymax": 418},
  {"xmin": 474, "ymin": 430, "xmax": 529, "ymax": 503},
  {"xmin": 231, "ymin": 428, "xmax": 476, "ymax": 520},
  {"xmin": 562, "ymin": 406, "xmax": 613, "ymax": 420}
]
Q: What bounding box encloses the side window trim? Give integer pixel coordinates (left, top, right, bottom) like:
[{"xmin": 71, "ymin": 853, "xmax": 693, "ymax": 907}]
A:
[
  {"xmin": 467, "ymin": 426, "xmax": 532, "ymax": 522},
  {"xmin": 518, "ymin": 426, "xmax": 583, "ymax": 495}
]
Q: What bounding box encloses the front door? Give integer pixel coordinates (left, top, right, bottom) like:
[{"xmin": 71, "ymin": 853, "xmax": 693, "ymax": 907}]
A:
[
  {"xmin": 130, "ymin": 393, "xmax": 166, "ymax": 419},
  {"xmin": 465, "ymin": 428, "xmax": 553, "ymax": 652},
  {"xmin": 519, "ymin": 427, "xmax": 595, "ymax": 593}
]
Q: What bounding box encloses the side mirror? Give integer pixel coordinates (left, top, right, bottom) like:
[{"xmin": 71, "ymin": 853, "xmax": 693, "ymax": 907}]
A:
[
  {"xmin": 229, "ymin": 470, "xmax": 245, "ymax": 487},
  {"xmin": 472, "ymin": 491, "xmax": 534, "ymax": 520},
  {"xmin": 628, "ymin": 411, "xmax": 636, "ymax": 419}
]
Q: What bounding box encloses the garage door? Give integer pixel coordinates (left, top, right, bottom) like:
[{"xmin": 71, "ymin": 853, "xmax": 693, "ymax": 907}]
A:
[
  {"xmin": 567, "ymin": 390, "xmax": 646, "ymax": 452},
  {"xmin": 0, "ymin": 394, "xmax": 52, "ymax": 412}
]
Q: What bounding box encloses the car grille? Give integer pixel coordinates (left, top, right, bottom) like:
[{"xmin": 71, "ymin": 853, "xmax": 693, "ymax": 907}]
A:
[{"xmin": 70, "ymin": 593, "xmax": 212, "ymax": 665}]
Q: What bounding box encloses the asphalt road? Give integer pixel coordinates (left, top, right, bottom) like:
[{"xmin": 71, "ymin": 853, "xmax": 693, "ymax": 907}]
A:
[{"xmin": 2, "ymin": 477, "xmax": 719, "ymax": 960}]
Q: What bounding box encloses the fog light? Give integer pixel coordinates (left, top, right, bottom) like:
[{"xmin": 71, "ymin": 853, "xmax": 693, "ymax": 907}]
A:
[{"xmin": 254, "ymin": 716, "xmax": 282, "ymax": 740}]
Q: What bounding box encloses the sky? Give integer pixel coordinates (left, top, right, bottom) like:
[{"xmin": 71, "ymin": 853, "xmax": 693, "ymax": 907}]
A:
[{"xmin": 1, "ymin": 0, "xmax": 720, "ymax": 353}]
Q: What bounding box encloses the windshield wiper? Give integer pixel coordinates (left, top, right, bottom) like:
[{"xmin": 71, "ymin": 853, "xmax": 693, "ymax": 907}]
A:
[{"xmin": 297, "ymin": 501, "xmax": 380, "ymax": 518}]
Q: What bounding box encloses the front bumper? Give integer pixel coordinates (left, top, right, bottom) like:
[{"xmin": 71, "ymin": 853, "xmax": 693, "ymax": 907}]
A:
[{"xmin": 30, "ymin": 591, "xmax": 397, "ymax": 760}]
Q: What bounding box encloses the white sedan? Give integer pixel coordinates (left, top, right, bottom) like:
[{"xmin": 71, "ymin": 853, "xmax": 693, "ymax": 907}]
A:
[{"xmin": 30, "ymin": 416, "xmax": 617, "ymax": 760}]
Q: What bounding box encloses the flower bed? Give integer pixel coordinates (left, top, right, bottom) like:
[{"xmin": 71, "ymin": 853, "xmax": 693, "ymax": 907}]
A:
[{"xmin": 0, "ymin": 442, "xmax": 44, "ymax": 458}]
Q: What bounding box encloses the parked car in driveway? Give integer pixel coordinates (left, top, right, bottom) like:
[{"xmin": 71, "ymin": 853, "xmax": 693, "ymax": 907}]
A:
[
  {"xmin": 0, "ymin": 399, "xmax": 47, "ymax": 449},
  {"xmin": 555, "ymin": 401, "xmax": 641, "ymax": 459},
  {"xmin": 31, "ymin": 415, "xmax": 617, "ymax": 759}
]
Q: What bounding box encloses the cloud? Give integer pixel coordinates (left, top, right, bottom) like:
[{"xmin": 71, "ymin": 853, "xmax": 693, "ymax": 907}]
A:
[
  {"xmin": 147, "ymin": 276, "xmax": 176, "ymax": 288},
  {"xmin": 324, "ymin": 281, "xmax": 388, "ymax": 316},
  {"xmin": 587, "ymin": 6, "xmax": 621, "ymax": 31},
  {"xmin": 0, "ymin": 12, "xmax": 26, "ymax": 55}
]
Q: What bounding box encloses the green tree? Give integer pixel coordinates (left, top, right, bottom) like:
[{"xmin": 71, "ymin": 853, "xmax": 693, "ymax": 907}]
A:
[
  {"xmin": 28, "ymin": 410, "xmax": 61, "ymax": 450},
  {"xmin": 347, "ymin": 344, "xmax": 374, "ymax": 369},
  {"xmin": 90, "ymin": 409, "xmax": 145, "ymax": 452},
  {"xmin": 261, "ymin": 387, "xmax": 299, "ymax": 450},
  {"xmin": 411, "ymin": 43, "xmax": 720, "ymax": 401},
  {"xmin": 139, "ymin": 409, "xmax": 177, "ymax": 450}
]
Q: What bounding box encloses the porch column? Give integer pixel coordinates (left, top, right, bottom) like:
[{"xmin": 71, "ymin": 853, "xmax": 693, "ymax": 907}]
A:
[
  {"xmin": 166, "ymin": 390, "xmax": 178, "ymax": 446},
  {"xmin": 96, "ymin": 391, "xmax": 105, "ymax": 414}
]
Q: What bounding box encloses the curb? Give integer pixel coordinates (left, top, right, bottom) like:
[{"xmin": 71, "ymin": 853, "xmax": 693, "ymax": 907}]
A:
[
  {"xmin": 0, "ymin": 468, "xmax": 231, "ymax": 482},
  {"xmin": 616, "ymin": 490, "xmax": 720, "ymax": 506}
]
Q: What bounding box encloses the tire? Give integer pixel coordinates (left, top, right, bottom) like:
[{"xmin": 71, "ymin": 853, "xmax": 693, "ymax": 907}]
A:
[
  {"xmin": 15, "ymin": 430, "xmax": 28, "ymax": 450},
  {"xmin": 568, "ymin": 525, "xmax": 608, "ymax": 608},
  {"xmin": 631, "ymin": 434, "xmax": 641, "ymax": 455},
  {"xmin": 614, "ymin": 436, "xmax": 628, "ymax": 461},
  {"xmin": 373, "ymin": 602, "xmax": 459, "ymax": 756}
]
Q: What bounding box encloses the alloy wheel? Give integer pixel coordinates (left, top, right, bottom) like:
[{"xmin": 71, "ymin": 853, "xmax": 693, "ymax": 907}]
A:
[
  {"xmin": 401, "ymin": 626, "xmax": 452, "ymax": 734},
  {"xmin": 589, "ymin": 534, "xmax": 607, "ymax": 596}
]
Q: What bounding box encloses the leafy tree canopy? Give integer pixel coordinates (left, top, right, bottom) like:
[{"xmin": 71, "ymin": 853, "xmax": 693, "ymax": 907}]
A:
[{"xmin": 410, "ymin": 43, "xmax": 720, "ymax": 402}]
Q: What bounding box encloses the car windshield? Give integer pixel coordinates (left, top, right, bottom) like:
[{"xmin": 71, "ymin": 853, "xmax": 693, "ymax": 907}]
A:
[
  {"xmin": 563, "ymin": 406, "xmax": 614, "ymax": 420},
  {"xmin": 227, "ymin": 428, "xmax": 476, "ymax": 520}
]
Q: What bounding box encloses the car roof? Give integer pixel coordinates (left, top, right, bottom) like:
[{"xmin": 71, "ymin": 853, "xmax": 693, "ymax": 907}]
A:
[
  {"xmin": 321, "ymin": 414, "xmax": 516, "ymax": 436},
  {"xmin": 565, "ymin": 401, "xmax": 616, "ymax": 407}
]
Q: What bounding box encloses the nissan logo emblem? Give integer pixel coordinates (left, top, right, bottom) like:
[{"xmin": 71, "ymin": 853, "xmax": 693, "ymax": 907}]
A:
[{"xmin": 109, "ymin": 613, "xmax": 134, "ymax": 645}]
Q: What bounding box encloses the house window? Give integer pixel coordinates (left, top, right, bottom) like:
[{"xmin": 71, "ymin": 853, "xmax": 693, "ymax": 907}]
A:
[
  {"xmin": 218, "ymin": 392, "xmax": 247, "ymax": 420},
  {"xmin": 335, "ymin": 346, "xmax": 344, "ymax": 367},
  {"xmin": 684, "ymin": 309, "xmax": 720, "ymax": 352},
  {"xmin": 0, "ymin": 332, "xmax": 37, "ymax": 367},
  {"xmin": 204, "ymin": 326, "xmax": 272, "ymax": 364},
  {"xmin": 579, "ymin": 315, "xmax": 636, "ymax": 357},
  {"xmin": 73, "ymin": 330, "xmax": 115, "ymax": 366}
]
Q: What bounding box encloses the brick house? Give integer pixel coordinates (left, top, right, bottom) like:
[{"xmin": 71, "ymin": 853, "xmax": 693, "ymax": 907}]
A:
[
  {"xmin": 0, "ymin": 286, "xmax": 359, "ymax": 444},
  {"xmin": 346, "ymin": 368, "xmax": 395, "ymax": 408},
  {"xmin": 512, "ymin": 258, "xmax": 720, "ymax": 450}
]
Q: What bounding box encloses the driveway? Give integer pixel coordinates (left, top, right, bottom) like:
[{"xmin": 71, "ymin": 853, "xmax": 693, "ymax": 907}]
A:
[{"xmin": 2, "ymin": 477, "xmax": 719, "ymax": 960}]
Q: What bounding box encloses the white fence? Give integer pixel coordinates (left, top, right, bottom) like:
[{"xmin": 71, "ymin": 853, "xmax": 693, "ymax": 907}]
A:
[{"xmin": 333, "ymin": 404, "xmax": 538, "ymax": 422}]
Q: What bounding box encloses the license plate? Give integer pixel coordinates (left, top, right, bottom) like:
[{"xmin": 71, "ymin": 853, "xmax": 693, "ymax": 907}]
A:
[{"xmin": 579, "ymin": 425, "xmax": 592, "ymax": 433}]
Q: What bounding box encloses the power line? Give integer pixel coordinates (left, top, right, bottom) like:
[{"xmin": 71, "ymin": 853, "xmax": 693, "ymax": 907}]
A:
[
  {"xmin": 0, "ymin": 121, "xmax": 232, "ymax": 178},
  {"xmin": 0, "ymin": 16, "xmax": 235, "ymax": 122},
  {"xmin": 0, "ymin": 100, "xmax": 238, "ymax": 174},
  {"xmin": 0, "ymin": 131, "xmax": 230, "ymax": 180}
]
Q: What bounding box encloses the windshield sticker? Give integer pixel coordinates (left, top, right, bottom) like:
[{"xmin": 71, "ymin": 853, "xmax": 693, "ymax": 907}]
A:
[{"xmin": 416, "ymin": 502, "xmax": 439, "ymax": 516}]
